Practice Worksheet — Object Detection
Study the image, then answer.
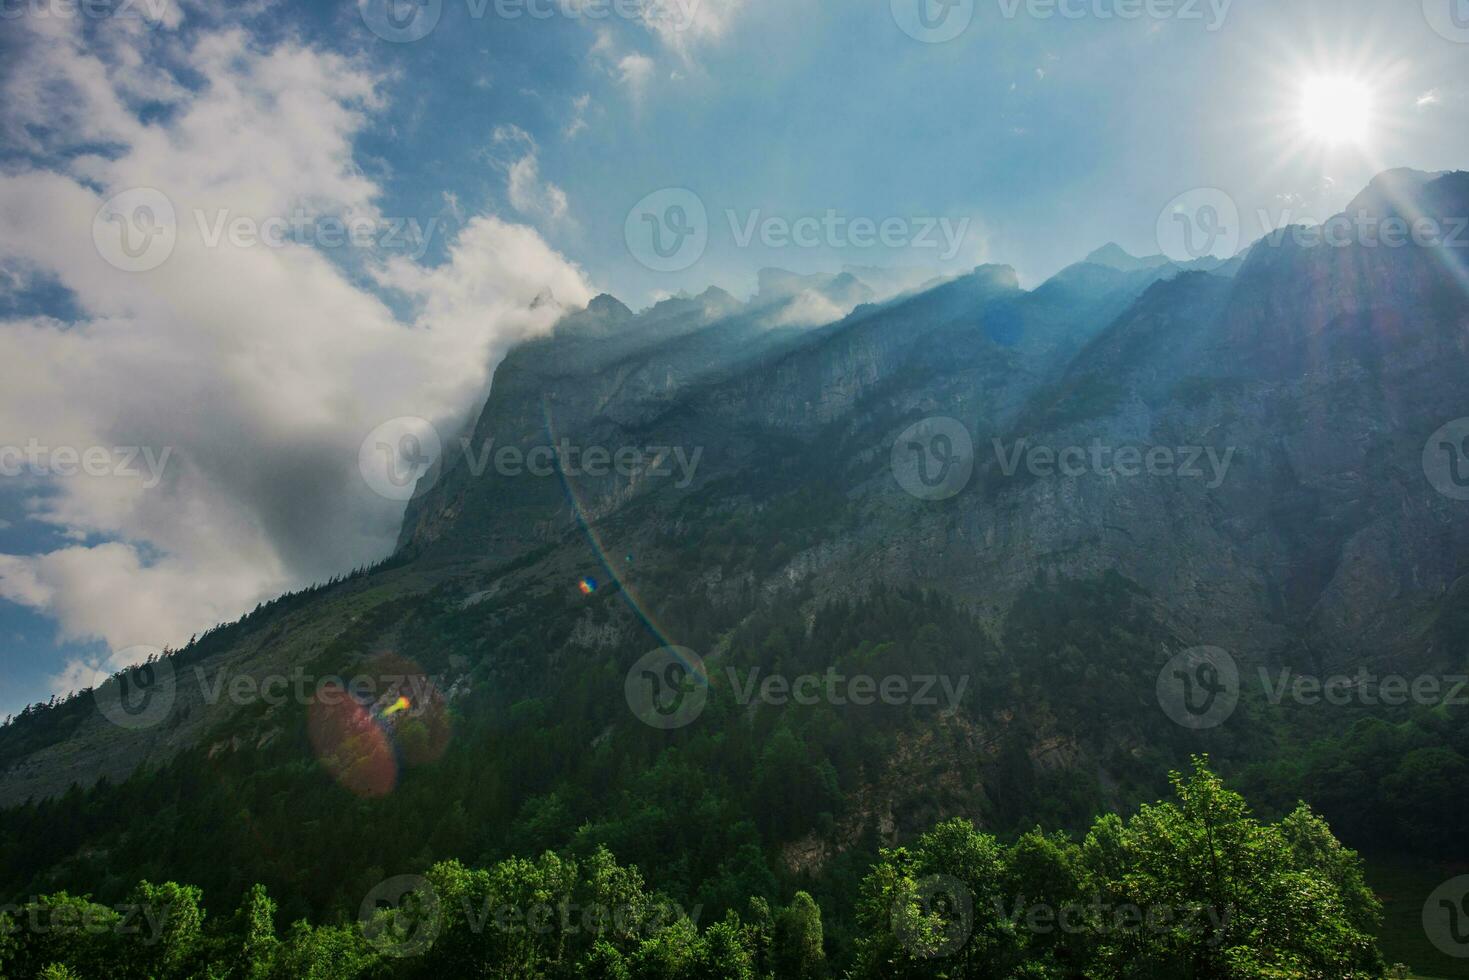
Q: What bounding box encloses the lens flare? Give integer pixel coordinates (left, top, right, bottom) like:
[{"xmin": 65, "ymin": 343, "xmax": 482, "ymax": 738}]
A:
[
  {"xmin": 307, "ymin": 655, "xmax": 452, "ymax": 798},
  {"xmin": 539, "ymin": 400, "xmax": 677, "ymax": 651},
  {"xmin": 307, "ymin": 684, "xmax": 397, "ymax": 799}
]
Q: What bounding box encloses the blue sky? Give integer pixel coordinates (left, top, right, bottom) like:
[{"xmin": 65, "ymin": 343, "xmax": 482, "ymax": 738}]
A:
[
  {"xmin": 2, "ymin": 0, "xmax": 1469, "ymax": 719},
  {"xmin": 323, "ymin": 0, "xmax": 1469, "ymax": 295}
]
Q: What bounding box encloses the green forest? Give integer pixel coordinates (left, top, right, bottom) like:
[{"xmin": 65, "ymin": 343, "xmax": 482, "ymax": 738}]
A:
[
  {"xmin": 1, "ymin": 563, "xmax": 1466, "ymax": 977},
  {"xmin": 1, "ymin": 761, "xmax": 1397, "ymax": 979}
]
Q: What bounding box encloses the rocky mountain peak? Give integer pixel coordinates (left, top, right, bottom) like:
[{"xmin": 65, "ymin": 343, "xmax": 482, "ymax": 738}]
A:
[
  {"xmin": 585, "ymin": 293, "xmax": 635, "ymax": 320},
  {"xmin": 1082, "ymin": 242, "xmax": 1171, "ymax": 273}
]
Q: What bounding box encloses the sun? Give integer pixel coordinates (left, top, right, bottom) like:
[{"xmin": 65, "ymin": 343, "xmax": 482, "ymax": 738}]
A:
[{"xmin": 1298, "ymin": 74, "xmax": 1374, "ymax": 147}]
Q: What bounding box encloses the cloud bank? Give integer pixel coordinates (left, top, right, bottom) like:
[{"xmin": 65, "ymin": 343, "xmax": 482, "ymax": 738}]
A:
[{"xmin": 0, "ymin": 12, "xmax": 593, "ymax": 693}]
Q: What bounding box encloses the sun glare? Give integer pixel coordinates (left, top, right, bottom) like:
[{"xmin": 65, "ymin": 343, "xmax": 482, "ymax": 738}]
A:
[{"xmin": 1299, "ymin": 74, "xmax": 1373, "ymax": 146}]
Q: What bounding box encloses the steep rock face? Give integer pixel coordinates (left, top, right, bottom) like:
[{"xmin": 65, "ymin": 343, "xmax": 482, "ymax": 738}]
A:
[
  {"xmin": 397, "ymin": 259, "xmax": 1183, "ymax": 566},
  {"xmin": 393, "ymin": 171, "xmax": 1469, "ymax": 681},
  {"xmin": 396, "ymin": 270, "xmax": 898, "ymax": 557},
  {"xmin": 862, "ymin": 173, "xmax": 1469, "ymax": 673}
]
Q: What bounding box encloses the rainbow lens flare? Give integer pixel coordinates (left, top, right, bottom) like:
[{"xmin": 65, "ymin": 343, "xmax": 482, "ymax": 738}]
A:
[{"xmin": 306, "ymin": 654, "xmax": 452, "ymax": 798}]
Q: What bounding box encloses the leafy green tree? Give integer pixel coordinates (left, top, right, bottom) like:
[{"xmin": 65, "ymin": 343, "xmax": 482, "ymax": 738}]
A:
[
  {"xmin": 0, "ymin": 893, "xmax": 121, "ymax": 979},
  {"xmin": 578, "ymin": 939, "xmax": 632, "ymax": 979},
  {"xmin": 1277, "ymin": 805, "xmax": 1381, "ymax": 941},
  {"xmin": 272, "ymin": 920, "xmax": 379, "ymax": 980},
  {"xmin": 120, "ymin": 880, "xmax": 206, "ymax": 979},
  {"xmin": 1001, "ymin": 828, "xmax": 1088, "ymax": 972},
  {"xmin": 691, "ymin": 912, "xmax": 756, "ymax": 980},
  {"xmin": 772, "ymin": 892, "xmax": 825, "ymax": 980},
  {"xmin": 228, "ymin": 883, "xmax": 279, "ymax": 980},
  {"xmin": 420, "ymin": 854, "xmax": 578, "ymax": 974},
  {"xmin": 854, "ymin": 761, "xmax": 1382, "ymax": 980},
  {"xmin": 852, "ymin": 820, "xmax": 1022, "ymax": 978},
  {"xmin": 1085, "ymin": 758, "xmax": 1383, "ymax": 980},
  {"xmin": 627, "ymin": 916, "xmax": 703, "ymax": 978},
  {"xmin": 744, "ymin": 896, "xmax": 775, "ymax": 977}
]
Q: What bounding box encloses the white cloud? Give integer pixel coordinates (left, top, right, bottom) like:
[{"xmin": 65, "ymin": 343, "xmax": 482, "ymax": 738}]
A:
[
  {"xmin": 585, "ymin": 25, "xmax": 675, "ymax": 104},
  {"xmin": 493, "ymin": 123, "xmax": 536, "ymax": 147},
  {"xmin": 494, "ymin": 125, "xmax": 571, "ymax": 224},
  {"xmin": 766, "ymin": 290, "xmax": 848, "ymax": 329},
  {"xmin": 0, "ymin": 16, "xmax": 593, "ymax": 694},
  {"xmin": 565, "ymin": 93, "xmax": 592, "ymax": 139},
  {"xmin": 578, "ymin": 0, "xmax": 747, "ymax": 62},
  {"xmin": 642, "ymin": 0, "xmax": 746, "ymax": 58},
  {"xmin": 507, "ymin": 155, "xmax": 570, "ymax": 222},
  {"xmin": 617, "ymin": 53, "xmax": 656, "ymax": 100}
]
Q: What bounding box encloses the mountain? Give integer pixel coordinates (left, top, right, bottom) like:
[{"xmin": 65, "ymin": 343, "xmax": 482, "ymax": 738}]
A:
[
  {"xmin": 1082, "ymin": 242, "xmax": 1173, "ymax": 273},
  {"xmin": 2, "ymin": 170, "xmax": 1467, "ymax": 972},
  {"xmin": 1343, "ymin": 166, "xmax": 1456, "ymax": 217}
]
